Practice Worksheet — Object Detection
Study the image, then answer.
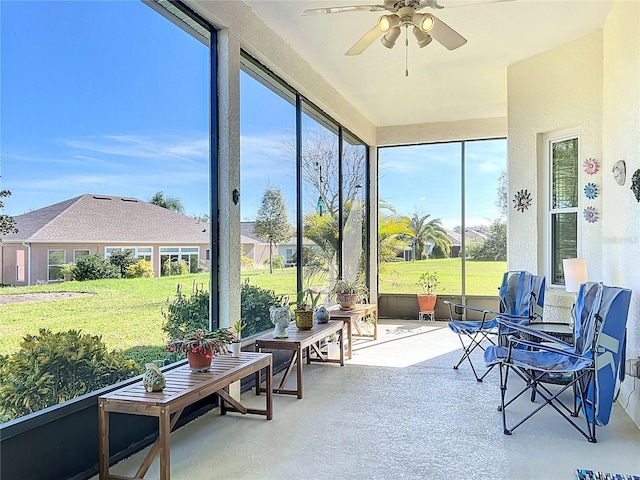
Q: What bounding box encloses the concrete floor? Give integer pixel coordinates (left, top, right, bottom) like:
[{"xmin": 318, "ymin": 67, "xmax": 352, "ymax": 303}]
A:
[{"xmin": 98, "ymin": 320, "xmax": 640, "ymax": 480}]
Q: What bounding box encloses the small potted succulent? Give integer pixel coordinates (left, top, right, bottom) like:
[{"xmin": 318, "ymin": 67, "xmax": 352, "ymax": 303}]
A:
[
  {"xmin": 329, "ymin": 277, "xmax": 369, "ymax": 311},
  {"xmin": 166, "ymin": 328, "xmax": 234, "ymax": 372},
  {"xmin": 229, "ymin": 320, "xmax": 247, "ymax": 357}
]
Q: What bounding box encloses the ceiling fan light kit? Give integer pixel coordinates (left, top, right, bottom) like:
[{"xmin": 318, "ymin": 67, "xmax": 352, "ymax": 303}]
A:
[{"xmin": 300, "ymin": 0, "xmax": 511, "ymax": 56}]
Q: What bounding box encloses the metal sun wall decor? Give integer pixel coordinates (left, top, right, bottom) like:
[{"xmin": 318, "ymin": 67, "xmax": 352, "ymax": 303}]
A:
[
  {"xmin": 584, "ymin": 182, "xmax": 598, "ymax": 200},
  {"xmin": 583, "ymin": 158, "xmax": 599, "ymax": 175},
  {"xmin": 631, "ymin": 169, "xmax": 640, "ymax": 202},
  {"xmin": 583, "ymin": 206, "xmax": 599, "ymax": 223},
  {"xmin": 513, "ymin": 189, "xmax": 531, "ymax": 212}
]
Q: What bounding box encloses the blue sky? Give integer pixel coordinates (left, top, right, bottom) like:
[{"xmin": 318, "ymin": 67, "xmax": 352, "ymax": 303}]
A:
[{"xmin": 1, "ymin": 1, "xmax": 504, "ymax": 228}]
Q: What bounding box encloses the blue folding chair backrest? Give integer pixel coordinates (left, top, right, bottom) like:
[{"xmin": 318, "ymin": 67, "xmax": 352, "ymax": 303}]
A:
[
  {"xmin": 589, "ymin": 285, "xmax": 632, "ymax": 426},
  {"xmin": 499, "ymin": 271, "xmax": 544, "ymax": 319},
  {"xmin": 573, "ymin": 282, "xmax": 604, "ymax": 355}
]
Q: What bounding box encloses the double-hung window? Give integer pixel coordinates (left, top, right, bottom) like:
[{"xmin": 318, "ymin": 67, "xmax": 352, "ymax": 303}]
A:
[{"xmin": 547, "ymin": 133, "xmax": 579, "ymax": 286}]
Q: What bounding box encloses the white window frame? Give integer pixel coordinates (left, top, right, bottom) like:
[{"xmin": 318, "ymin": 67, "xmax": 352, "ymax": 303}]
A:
[
  {"xmin": 105, "ymin": 246, "xmax": 153, "ymax": 263},
  {"xmin": 543, "ymin": 129, "xmax": 582, "ymax": 288},
  {"xmin": 47, "ymin": 249, "xmax": 66, "ymax": 282},
  {"xmin": 74, "ymin": 249, "xmax": 91, "ymax": 262}
]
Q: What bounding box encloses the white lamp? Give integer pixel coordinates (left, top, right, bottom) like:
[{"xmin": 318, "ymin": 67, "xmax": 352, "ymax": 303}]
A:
[{"xmin": 562, "ymin": 258, "xmax": 588, "ymax": 293}]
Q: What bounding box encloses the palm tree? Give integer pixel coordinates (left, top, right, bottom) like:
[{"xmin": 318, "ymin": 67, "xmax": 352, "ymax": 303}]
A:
[
  {"xmin": 149, "ymin": 191, "xmax": 185, "ymax": 214},
  {"xmin": 408, "ymin": 212, "xmax": 451, "ymax": 260}
]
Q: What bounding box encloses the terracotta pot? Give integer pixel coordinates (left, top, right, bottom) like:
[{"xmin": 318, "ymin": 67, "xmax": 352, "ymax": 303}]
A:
[
  {"xmin": 337, "ymin": 292, "xmax": 357, "ymax": 310},
  {"xmin": 186, "ymin": 348, "xmax": 213, "ymax": 371},
  {"xmin": 295, "ymin": 310, "xmax": 314, "ymax": 330},
  {"xmin": 417, "ymin": 294, "xmax": 437, "ymax": 311}
]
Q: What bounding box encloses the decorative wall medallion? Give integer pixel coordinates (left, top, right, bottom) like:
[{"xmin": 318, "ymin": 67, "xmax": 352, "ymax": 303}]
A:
[
  {"xmin": 583, "ymin": 206, "xmax": 598, "ymax": 223},
  {"xmin": 631, "ymin": 169, "xmax": 640, "ymax": 202},
  {"xmin": 583, "ymin": 158, "xmax": 599, "ymax": 175},
  {"xmin": 513, "ymin": 189, "xmax": 532, "ymax": 212},
  {"xmin": 584, "ymin": 182, "xmax": 598, "ymax": 199},
  {"xmin": 612, "ymin": 160, "xmax": 626, "ymax": 186}
]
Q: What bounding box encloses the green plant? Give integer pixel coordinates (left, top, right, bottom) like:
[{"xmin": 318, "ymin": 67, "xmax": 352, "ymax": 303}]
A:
[
  {"xmin": 329, "ymin": 278, "xmax": 368, "ymax": 297},
  {"xmin": 126, "ymin": 259, "xmax": 154, "ymax": 278},
  {"xmin": 108, "ymin": 250, "xmax": 138, "ymax": 278},
  {"xmin": 240, "ymin": 279, "xmax": 279, "ymax": 337},
  {"xmin": 72, "ymin": 253, "xmax": 120, "ymax": 281},
  {"xmin": 232, "ymin": 319, "xmax": 247, "ymax": 341},
  {"xmin": 166, "ymin": 328, "xmax": 233, "ymax": 356},
  {"xmin": 0, "ymin": 329, "xmax": 141, "ymax": 422},
  {"xmin": 162, "ymin": 283, "xmax": 210, "ymax": 340},
  {"xmin": 162, "ymin": 258, "xmax": 189, "ymax": 276},
  {"xmin": 416, "ymin": 271, "xmax": 440, "ymax": 294},
  {"xmin": 293, "ymin": 288, "xmax": 321, "ymax": 311}
]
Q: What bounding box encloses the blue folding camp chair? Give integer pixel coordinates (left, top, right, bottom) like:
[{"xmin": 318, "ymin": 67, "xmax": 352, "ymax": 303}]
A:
[
  {"xmin": 485, "ymin": 282, "xmax": 632, "ymax": 443},
  {"xmin": 446, "ymin": 271, "xmax": 546, "ymax": 382}
]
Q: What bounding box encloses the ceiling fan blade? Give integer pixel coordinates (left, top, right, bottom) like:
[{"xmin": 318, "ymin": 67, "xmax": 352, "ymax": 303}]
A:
[
  {"xmin": 345, "ymin": 24, "xmax": 383, "ymax": 56},
  {"xmin": 429, "ymin": 14, "xmax": 467, "ymax": 50},
  {"xmin": 301, "ymin": 4, "xmax": 386, "ymax": 15},
  {"xmin": 432, "ymin": 0, "xmax": 514, "ymax": 8}
]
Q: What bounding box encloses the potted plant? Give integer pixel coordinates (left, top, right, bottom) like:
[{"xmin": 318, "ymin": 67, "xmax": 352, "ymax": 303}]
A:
[
  {"xmin": 292, "ymin": 289, "xmax": 321, "ymax": 330},
  {"xmin": 416, "ymin": 271, "xmax": 440, "ymax": 317},
  {"xmin": 330, "ymin": 277, "xmax": 369, "ymax": 311},
  {"xmin": 166, "ymin": 328, "xmax": 234, "ymax": 372},
  {"xmin": 229, "ymin": 320, "xmax": 247, "ymax": 357}
]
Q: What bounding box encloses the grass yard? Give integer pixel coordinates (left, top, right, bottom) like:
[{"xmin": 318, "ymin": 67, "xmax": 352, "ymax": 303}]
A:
[
  {"xmin": 0, "ymin": 259, "xmax": 506, "ymax": 357},
  {"xmin": 0, "ymin": 274, "xmax": 209, "ymax": 357}
]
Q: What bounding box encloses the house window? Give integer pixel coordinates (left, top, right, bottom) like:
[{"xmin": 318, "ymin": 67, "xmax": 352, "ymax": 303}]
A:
[
  {"xmin": 16, "ymin": 250, "xmax": 25, "ymax": 282},
  {"xmin": 547, "ymin": 134, "xmax": 579, "ymax": 286},
  {"xmin": 160, "ymin": 246, "xmax": 199, "ymax": 275},
  {"xmin": 74, "ymin": 250, "xmax": 90, "ymax": 262},
  {"xmin": 106, "ymin": 247, "xmax": 152, "ymax": 263},
  {"xmin": 48, "ymin": 250, "xmax": 66, "ymax": 281},
  {"xmin": 285, "ymin": 248, "xmax": 294, "ymax": 266}
]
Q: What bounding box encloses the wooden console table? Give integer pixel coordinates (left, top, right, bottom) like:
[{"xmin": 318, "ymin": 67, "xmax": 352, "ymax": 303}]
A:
[
  {"xmin": 98, "ymin": 352, "xmax": 272, "ymax": 480},
  {"xmin": 254, "ymin": 320, "xmax": 344, "ymax": 399},
  {"xmin": 327, "ymin": 303, "xmax": 378, "ymax": 359}
]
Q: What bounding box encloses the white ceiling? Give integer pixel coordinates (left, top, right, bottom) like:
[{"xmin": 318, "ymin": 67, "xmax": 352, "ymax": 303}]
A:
[{"xmin": 242, "ymin": 0, "xmax": 612, "ymax": 127}]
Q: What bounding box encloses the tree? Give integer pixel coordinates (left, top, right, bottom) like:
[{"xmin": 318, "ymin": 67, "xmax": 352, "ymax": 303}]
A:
[
  {"xmin": 108, "ymin": 250, "xmax": 138, "ymax": 278},
  {"xmin": 407, "ymin": 211, "xmax": 451, "ymax": 260},
  {"xmin": 254, "ymin": 187, "xmax": 291, "ymax": 274},
  {"xmin": 149, "ymin": 191, "xmax": 185, "ymax": 214},
  {"xmin": 465, "ymin": 218, "xmax": 507, "ymax": 261},
  {"xmin": 0, "ymin": 190, "xmax": 17, "ymax": 237}
]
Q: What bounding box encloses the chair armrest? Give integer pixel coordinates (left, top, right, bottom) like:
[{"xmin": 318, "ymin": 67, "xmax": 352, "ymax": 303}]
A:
[{"xmin": 443, "ymin": 300, "xmax": 490, "ymax": 318}]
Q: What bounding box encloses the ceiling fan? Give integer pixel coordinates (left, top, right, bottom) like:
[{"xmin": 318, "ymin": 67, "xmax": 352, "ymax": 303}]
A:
[{"xmin": 302, "ymin": 0, "xmax": 498, "ymax": 56}]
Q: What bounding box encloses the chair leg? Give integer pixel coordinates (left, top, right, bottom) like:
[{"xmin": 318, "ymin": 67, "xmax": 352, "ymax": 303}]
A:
[{"xmin": 453, "ymin": 330, "xmax": 496, "ymax": 382}]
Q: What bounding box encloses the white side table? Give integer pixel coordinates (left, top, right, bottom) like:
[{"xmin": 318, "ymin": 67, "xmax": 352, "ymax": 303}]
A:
[{"xmin": 542, "ymin": 289, "xmax": 576, "ymax": 324}]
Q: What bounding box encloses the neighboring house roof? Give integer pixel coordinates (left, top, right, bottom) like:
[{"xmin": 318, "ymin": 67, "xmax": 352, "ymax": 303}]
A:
[{"xmin": 3, "ymin": 194, "xmax": 210, "ymax": 244}]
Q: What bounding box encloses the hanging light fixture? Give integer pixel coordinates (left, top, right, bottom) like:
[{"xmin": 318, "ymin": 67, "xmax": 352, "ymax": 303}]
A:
[
  {"xmin": 412, "ymin": 27, "xmax": 432, "ymax": 48},
  {"xmin": 412, "ymin": 13, "xmax": 435, "ymax": 33},
  {"xmin": 381, "ymin": 26, "xmax": 401, "ymax": 49},
  {"xmin": 378, "ymin": 14, "xmax": 400, "ymax": 32}
]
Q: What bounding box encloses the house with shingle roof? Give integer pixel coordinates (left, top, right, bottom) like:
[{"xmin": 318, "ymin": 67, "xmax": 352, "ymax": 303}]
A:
[{"xmin": 0, "ymin": 194, "xmax": 211, "ymax": 285}]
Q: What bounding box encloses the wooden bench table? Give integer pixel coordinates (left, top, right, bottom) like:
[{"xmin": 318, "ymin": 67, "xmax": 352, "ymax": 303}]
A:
[
  {"xmin": 254, "ymin": 320, "xmax": 344, "ymax": 399},
  {"xmin": 98, "ymin": 352, "xmax": 272, "ymax": 480},
  {"xmin": 327, "ymin": 303, "xmax": 378, "ymax": 359}
]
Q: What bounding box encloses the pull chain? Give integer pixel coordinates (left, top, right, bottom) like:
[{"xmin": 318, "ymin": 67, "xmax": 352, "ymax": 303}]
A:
[{"xmin": 405, "ymin": 26, "xmax": 409, "ymax": 77}]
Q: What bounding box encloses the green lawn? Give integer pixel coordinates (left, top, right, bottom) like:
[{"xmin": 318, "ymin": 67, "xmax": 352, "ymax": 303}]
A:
[{"xmin": 0, "ymin": 259, "xmax": 505, "ymax": 357}]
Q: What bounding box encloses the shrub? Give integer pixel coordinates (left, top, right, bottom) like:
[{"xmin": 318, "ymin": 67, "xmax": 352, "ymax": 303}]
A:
[
  {"xmin": 126, "ymin": 259, "xmax": 154, "ymax": 278},
  {"xmin": 0, "ymin": 329, "xmax": 141, "ymax": 422},
  {"xmin": 162, "ymin": 284, "xmax": 210, "ymax": 340},
  {"xmin": 162, "ymin": 258, "xmax": 189, "ymax": 276},
  {"xmin": 122, "ymin": 345, "xmax": 181, "ymax": 367},
  {"xmin": 241, "ymin": 255, "xmax": 255, "ymax": 269},
  {"xmin": 241, "ymin": 280, "xmax": 279, "ymax": 337},
  {"xmin": 271, "ymin": 254, "xmax": 285, "ymax": 269},
  {"xmin": 108, "ymin": 250, "xmax": 138, "ymax": 278},
  {"xmin": 73, "ymin": 253, "xmax": 120, "ymax": 281}
]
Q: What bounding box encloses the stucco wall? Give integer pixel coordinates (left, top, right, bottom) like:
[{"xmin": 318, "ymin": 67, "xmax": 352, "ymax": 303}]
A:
[
  {"xmin": 508, "ymin": 1, "xmax": 640, "ymax": 427},
  {"xmin": 602, "ymin": 0, "xmax": 640, "ymax": 427},
  {"xmin": 507, "ymin": 30, "xmax": 604, "ymax": 277}
]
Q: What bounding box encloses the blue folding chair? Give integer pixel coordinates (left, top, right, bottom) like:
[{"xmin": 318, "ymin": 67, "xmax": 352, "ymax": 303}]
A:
[
  {"xmin": 446, "ymin": 271, "xmax": 546, "ymax": 382},
  {"xmin": 485, "ymin": 282, "xmax": 632, "ymax": 442}
]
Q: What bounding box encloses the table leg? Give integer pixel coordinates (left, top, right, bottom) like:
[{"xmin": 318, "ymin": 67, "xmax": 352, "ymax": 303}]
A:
[
  {"xmin": 159, "ymin": 408, "xmax": 171, "ymax": 480},
  {"xmin": 339, "ymin": 325, "xmax": 345, "ymax": 366},
  {"xmin": 296, "ymin": 346, "xmax": 303, "ymax": 399},
  {"xmin": 347, "ymin": 321, "xmax": 353, "ymax": 359},
  {"xmin": 98, "ymin": 400, "xmax": 109, "ymax": 480},
  {"xmin": 373, "ymin": 311, "xmax": 378, "ymax": 340},
  {"xmin": 266, "ymin": 363, "xmax": 273, "ymax": 419}
]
